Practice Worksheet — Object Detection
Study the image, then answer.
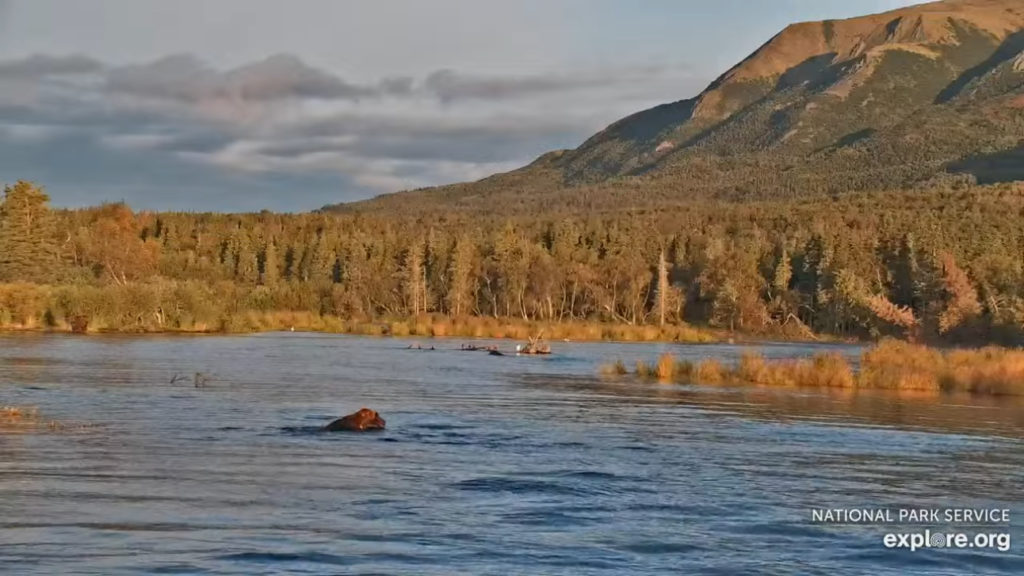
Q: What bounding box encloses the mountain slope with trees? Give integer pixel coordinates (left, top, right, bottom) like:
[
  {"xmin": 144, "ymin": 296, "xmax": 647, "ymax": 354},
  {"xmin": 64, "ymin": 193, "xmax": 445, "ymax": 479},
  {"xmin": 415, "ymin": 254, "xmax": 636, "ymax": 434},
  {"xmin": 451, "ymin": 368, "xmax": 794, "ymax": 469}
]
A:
[{"xmin": 0, "ymin": 179, "xmax": 1022, "ymax": 346}]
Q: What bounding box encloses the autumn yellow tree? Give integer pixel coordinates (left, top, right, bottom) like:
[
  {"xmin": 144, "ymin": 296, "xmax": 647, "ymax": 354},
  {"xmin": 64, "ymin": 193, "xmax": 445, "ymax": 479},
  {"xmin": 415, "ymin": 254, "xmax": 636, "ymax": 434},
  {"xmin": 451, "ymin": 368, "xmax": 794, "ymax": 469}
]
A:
[
  {"xmin": 82, "ymin": 203, "xmax": 160, "ymax": 285},
  {"xmin": 937, "ymin": 252, "xmax": 982, "ymax": 335}
]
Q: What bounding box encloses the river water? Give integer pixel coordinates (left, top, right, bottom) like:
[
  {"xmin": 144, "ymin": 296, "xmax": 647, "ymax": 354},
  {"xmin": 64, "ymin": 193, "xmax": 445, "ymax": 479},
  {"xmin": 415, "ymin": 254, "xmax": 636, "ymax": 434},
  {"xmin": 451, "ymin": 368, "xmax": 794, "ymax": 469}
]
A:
[{"xmin": 1, "ymin": 333, "xmax": 1022, "ymax": 575}]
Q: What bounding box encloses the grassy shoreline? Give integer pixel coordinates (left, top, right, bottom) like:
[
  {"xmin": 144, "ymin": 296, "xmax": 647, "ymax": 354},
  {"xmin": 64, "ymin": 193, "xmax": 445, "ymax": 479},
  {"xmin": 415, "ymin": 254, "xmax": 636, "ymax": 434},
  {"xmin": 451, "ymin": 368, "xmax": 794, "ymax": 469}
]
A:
[
  {"xmin": 0, "ymin": 316, "xmax": 865, "ymax": 346},
  {"xmin": 0, "ymin": 310, "xmax": 748, "ymax": 344},
  {"xmin": 602, "ymin": 339, "xmax": 1024, "ymax": 397}
]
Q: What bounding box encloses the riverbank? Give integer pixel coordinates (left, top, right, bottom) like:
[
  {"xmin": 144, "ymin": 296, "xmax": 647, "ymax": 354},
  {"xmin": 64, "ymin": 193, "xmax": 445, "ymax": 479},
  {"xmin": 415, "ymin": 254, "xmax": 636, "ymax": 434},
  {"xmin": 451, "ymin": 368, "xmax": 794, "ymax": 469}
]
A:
[
  {"xmin": 0, "ymin": 304, "xmax": 743, "ymax": 344},
  {"xmin": 602, "ymin": 340, "xmax": 1024, "ymax": 396},
  {"xmin": 0, "ymin": 281, "xmax": 863, "ymax": 345}
]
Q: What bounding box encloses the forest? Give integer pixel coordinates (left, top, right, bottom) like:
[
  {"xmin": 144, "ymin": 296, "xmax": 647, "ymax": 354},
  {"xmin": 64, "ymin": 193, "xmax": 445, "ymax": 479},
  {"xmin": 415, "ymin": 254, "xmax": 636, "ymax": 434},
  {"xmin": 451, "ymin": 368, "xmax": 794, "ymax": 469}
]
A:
[{"xmin": 1, "ymin": 178, "xmax": 1022, "ymax": 347}]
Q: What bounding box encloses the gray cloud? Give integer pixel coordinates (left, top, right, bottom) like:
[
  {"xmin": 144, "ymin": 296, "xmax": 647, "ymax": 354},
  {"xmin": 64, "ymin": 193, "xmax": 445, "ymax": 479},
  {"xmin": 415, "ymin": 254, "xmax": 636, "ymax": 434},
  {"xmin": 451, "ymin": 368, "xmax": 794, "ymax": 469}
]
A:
[
  {"xmin": 104, "ymin": 54, "xmax": 223, "ymax": 102},
  {"xmin": 105, "ymin": 53, "xmax": 379, "ymax": 104},
  {"xmin": 423, "ymin": 69, "xmax": 608, "ymax": 102},
  {"xmin": 228, "ymin": 54, "xmax": 377, "ymax": 101},
  {"xmin": 0, "ymin": 54, "xmax": 103, "ymax": 77},
  {"xmin": 0, "ymin": 51, "xmax": 703, "ymax": 211},
  {"xmin": 99, "ymin": 54, "xmax": 670, "ymax": 107},
  {"xmin": 418, "ymin": 66, "xmax": 694, "ymax": 103},
  {"xmin": 378, "ymin": 76, "xmax": 415, "ymax": 97},
  {"xmin": 0, "ymin": 1, "xmax": 10, "ymax": 45},
  {"xmin": 0, "ymin": 126, "xmax": 361, "ymax": 212},
  {"xmin": 149, "ymin": 130, "xmax": 240, "ymax": 155},
  {"xmin": 269, "ymin": 113, "xmax": 593, "ymax": 164},
  {"xmin": 0, "ymin": 51, "xmax": 691, "ymax": 108}
]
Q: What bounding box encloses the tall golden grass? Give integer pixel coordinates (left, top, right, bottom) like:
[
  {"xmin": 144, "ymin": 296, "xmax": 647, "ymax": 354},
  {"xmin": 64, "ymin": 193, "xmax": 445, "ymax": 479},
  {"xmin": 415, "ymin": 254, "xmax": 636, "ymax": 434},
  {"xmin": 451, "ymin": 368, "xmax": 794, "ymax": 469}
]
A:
[
  {"xmin": 352, "ymin": 316, "xmax": 719, "ymax": 343},
  {"xmin": 0, "ymin": 289, "xmax": 722, "ymax": 343},
  {"xmin": 1, "ymin": 406, "xmax": 98, "ymax": 434},
  {"xmin": 0, "ymin": 295, "xmax": 720, "ymax": 340},
  {"xmin": 603, "ymin": 339, "xmax": 1024, "ymax": 396},
  {"xmin": 0, "ymin": 282, "xmax": 724, "ymax": 342}
]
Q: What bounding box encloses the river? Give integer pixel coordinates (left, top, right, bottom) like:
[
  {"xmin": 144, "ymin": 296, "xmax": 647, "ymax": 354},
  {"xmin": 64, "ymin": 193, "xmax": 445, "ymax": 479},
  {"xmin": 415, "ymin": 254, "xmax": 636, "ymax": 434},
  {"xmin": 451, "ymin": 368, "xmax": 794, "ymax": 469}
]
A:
[{"xmin": 1, "ymin": 333, "xmax": 1022, "ymax": 575}]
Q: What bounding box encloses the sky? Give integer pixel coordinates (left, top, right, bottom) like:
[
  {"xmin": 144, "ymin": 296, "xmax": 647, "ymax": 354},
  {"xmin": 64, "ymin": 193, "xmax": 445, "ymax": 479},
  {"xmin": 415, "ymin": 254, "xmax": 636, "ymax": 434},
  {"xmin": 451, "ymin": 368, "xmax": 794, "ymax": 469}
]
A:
[{"xmin": 0, "ymin": 0, "xmax": 921, "ymax": 212}]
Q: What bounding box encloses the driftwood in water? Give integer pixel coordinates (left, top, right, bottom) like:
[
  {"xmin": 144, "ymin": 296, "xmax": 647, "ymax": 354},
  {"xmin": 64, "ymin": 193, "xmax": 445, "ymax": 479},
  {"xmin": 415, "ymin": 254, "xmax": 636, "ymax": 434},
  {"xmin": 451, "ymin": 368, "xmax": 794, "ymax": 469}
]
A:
[
  {"xmin": 471, "ymin": 345, "xmax": 501, "ymax": 353},
  {"xmin": 170, "ymin": 372, "xmax": 209, "ymax": 387},
  {"xmin": 518, "ymin": 331, "xmax": 553, "ymax": 355}
]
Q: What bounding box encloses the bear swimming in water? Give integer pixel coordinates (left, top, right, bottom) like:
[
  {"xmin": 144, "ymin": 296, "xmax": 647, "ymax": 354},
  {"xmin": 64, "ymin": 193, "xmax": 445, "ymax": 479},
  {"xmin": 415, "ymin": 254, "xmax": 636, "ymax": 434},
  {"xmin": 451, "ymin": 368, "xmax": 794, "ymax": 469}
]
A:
[{"xmin": 323, "ymin": 408, "xmax": 386, "ymax": 432}]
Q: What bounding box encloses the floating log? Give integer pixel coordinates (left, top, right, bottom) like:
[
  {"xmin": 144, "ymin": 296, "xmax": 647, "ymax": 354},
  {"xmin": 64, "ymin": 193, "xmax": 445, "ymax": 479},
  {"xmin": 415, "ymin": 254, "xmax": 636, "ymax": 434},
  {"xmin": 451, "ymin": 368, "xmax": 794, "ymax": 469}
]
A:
[{"xmin": 517, "ymin": 331, "xmax": 553, "ymax": 355}]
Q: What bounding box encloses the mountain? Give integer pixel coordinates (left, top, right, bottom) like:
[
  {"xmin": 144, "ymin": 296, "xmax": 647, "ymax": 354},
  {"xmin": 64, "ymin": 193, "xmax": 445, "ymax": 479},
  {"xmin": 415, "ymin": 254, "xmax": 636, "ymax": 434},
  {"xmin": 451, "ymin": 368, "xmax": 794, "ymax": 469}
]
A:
[{"xmin": 332, "ymin": 0, "xmax": 1024, "ymax": 215}]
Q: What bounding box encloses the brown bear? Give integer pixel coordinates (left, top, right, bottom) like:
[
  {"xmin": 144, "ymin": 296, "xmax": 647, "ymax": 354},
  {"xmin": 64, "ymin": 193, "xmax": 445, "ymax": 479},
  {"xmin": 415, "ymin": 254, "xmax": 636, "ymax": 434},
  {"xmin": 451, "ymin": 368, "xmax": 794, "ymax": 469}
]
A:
[
  {"xmin": 323, "ymin": 408, "xmax": 386, "ymax": 432},
  {"xmin": 69, "ymin": 315, "xmax": 89, "ymax": 334}
]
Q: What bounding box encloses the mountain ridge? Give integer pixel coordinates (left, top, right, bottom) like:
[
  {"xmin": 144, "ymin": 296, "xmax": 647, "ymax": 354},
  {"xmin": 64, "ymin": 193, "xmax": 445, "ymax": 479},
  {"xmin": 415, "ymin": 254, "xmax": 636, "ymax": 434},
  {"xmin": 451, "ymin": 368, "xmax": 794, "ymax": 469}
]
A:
[{"xmin": 330, "ymin": 0, "xmax": 1024, "ymax": 215}]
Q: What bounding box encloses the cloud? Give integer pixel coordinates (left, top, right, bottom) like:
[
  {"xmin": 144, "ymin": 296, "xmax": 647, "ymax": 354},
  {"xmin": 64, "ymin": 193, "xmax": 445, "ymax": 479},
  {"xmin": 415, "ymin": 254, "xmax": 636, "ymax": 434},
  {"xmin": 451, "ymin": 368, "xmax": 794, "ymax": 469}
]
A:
[
  {"xmin": 0, "ymin": 54, "xmax": 104, "ymax": 77},
  {"xmin": 105, "ymin": 54, "xmax": 380, "ymax": 105},
  {"xmin": 422, "ymin": 69, "xmax": 615, "ymax": 103},
  {"xmin": 0, "ymin": 0, "xmax": 10, "ymax": 45},
  {"xmin": 273, "ymin": 113, "xmax": 595, "ymax": 161},
  {"xmin": 0, "ymin": 51, "xmax": 705, "ymax": 211}
]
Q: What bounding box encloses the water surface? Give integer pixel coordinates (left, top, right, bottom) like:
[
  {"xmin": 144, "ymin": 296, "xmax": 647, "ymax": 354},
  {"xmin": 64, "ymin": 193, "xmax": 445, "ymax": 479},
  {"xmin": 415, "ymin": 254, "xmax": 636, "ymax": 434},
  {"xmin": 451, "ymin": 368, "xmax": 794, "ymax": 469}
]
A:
[{"xmin": 1, "ymin": 333, "xmax": 1022, "ymax": 575}]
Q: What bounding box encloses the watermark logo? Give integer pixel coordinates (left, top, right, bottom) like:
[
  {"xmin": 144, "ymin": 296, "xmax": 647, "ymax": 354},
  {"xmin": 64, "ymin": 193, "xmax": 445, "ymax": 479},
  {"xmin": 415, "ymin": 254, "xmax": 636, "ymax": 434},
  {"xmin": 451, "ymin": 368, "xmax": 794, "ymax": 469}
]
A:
[
  {"xmin": 809, "ymin": 507, "xmax": 1012, "ymax": 553},
  {"xmin": 883, "ymin": 530, "xmax": 1011, "ymax": 552},
  {"xmin": 810, "ymin": 508, "xmax": 1011, "ymax": 525}
]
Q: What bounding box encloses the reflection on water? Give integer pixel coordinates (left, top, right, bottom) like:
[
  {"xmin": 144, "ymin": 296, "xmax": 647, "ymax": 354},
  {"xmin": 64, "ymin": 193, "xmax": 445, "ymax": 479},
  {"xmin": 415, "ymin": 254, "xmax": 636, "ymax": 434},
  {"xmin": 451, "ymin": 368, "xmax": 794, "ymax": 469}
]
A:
[
  {"xmin": 522, "ymin": 373, "xmax": 1024, "ymax": 439},
  {"xmin": 0, "ymin": 332, "xmax": 1022, "ymax": 575}
]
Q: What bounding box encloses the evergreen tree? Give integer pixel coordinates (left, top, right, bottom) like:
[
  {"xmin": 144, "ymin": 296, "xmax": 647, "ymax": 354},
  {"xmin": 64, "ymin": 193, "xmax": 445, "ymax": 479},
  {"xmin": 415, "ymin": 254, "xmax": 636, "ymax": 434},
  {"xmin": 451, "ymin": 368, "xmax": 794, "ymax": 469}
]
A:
[
  {"xmin": 297, "ymin": 244, "xmax": 313, "ymax": 282},
  {"xmin": 0, "ymin": 180, "xmax": 57, "ymax": 283},
  {"xmin": 236, "ymin": 235, "xmax": 260, "ymax": 286},
  {"xmin": 446, "ymin": 235, "xmax": 476, "ymax": 316},
  {"xmin": 401, "ymin": 239, "xmax": 426, "ymax": 315},
  {"xmin": 892, "ymin": 233, "xmax": 920, "ymax": 309},
  {"xmin": 222, "ymin": 232, "xmax": 241, "ymax": 278},
  {"xmin": 261, "ymin": 240, "xmax": 280, "ymax": 285},
  {"xmin": 309, "ymin": 234, "xmax": 337, "ymax": 284}
]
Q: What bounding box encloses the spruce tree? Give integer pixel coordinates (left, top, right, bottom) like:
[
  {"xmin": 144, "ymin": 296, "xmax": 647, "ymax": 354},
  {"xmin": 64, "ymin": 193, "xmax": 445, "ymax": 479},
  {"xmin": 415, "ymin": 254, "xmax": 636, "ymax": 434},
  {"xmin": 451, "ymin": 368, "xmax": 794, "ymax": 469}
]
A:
[
  {"xmin": 261, "ymin": 240, "xmax": 280, "ymax": 285},
  {"xmin": 0, "ymin": 180, "xmax": 57, "ymax": 283},
  {"xmin": 446, "ymin": 236, "xmax": 476, "ymax": 316},
  {"xmin": 236, "ymin": 235, "xmax": 260, "ymax": 286},
  {"xmin": 401, "ymin": 239, "xmax": 426, "ymax": 315}
]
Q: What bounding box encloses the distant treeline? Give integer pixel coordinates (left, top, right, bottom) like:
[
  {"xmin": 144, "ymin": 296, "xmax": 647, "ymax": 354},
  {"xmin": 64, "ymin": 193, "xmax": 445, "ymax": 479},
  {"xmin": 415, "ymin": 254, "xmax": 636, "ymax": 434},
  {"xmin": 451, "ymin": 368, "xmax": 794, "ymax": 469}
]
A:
[{"xmin": 1, "ymin": 179, "xmax": 1023, "ymax": 345}]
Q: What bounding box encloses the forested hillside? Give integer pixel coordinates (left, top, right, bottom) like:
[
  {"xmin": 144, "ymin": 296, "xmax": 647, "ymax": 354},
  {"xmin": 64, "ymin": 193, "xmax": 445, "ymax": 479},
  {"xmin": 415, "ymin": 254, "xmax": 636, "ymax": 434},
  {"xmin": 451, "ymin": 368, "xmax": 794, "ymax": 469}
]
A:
[{"xmin": 1, "ymin": 180, "xmax": 1023, "ymax": 345}]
